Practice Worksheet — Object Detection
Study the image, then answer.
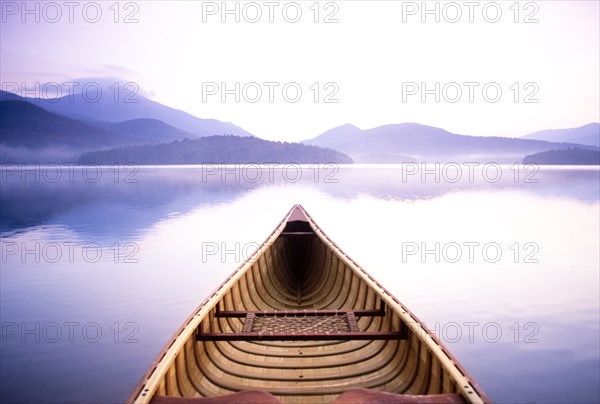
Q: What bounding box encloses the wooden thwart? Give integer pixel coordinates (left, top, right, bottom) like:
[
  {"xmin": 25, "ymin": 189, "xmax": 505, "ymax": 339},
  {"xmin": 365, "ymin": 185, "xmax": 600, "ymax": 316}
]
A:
[
  {"xmin": 279, "ymin": 232, "xmax": 315, "ymax": 237},
  {"xmin": 215, "ymin": 308, "xmax": 386, "ymax": 318},
  {"xmin": 196, "ymin": 330, "xmax": 408, "ymax": 341}
]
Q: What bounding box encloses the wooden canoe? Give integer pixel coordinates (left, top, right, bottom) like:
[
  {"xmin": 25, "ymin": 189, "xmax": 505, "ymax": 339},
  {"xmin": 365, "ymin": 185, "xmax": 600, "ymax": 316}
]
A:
[{"xmin": 129, "ymin": 205, "xmax": 490, "ymax": 404}]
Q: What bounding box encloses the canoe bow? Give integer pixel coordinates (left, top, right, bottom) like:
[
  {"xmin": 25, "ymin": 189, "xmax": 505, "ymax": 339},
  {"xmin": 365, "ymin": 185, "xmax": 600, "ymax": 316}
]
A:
[{"xmin": 129, "ymin": 205, "xmax": 490, "ymax": 404}]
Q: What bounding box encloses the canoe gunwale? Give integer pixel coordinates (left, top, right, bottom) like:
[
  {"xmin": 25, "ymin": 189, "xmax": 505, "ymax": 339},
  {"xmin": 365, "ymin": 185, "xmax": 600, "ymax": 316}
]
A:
[
  {"xmin": 128, "ymin": 205, "xmax": 490, "ymax": 404},
  {"xmin": 301, "ymin": 207, "xmax": 490, "ymax": 404},
  {"xmin": 128, "ymin": 208, "xmax": 294, "ymax": 403}
]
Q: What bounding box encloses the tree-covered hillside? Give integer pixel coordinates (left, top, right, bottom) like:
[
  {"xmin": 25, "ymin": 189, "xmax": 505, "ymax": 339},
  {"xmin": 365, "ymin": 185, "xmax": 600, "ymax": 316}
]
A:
[{"xmin": 79, "ymin": 136, "xmax": 353, "ymax": 164}]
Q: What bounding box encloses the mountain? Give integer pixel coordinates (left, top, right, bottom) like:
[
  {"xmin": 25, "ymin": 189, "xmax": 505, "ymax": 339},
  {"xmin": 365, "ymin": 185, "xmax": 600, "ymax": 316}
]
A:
[
  {"xmin": 303, "ymin": 123, "xmax": 597, "ymax": 163},
  {"xmin": 94, "ymin": 118, "xmax": 192, "ymax": 144},
  {"xmin": 521, "ymin": 123, "xmax": 599, "ymax": 147},
  {"xmin": 78, "ymin": 136, "xmax": 353, "ymax": 165},
  {"xmin": 0, "ymin": 101, "xmax": 124, "ymax": 162},
  {"xmin": 0, "ymin": 83, "xmax": 253, "ymax": 138},
  {"xmin": 0, "ymin": 101, "xmax": 193, "ymax": 162},
  {"xmin": 523, "ymin": 148, "xmax": 600, "ymax": 165},
  {"xmin": 0, "ymin": 90, "xmax": 26, "ymax": 102},
  {"xmin": 306, "ymin": 124, "xmax": 364, "ymax": 150}
]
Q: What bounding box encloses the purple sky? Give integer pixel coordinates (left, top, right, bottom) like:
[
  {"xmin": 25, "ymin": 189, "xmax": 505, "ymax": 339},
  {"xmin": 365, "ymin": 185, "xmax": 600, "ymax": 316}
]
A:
[{"xmin": 1, "ymin": 0, "xmax": 598, "ymax": 141}]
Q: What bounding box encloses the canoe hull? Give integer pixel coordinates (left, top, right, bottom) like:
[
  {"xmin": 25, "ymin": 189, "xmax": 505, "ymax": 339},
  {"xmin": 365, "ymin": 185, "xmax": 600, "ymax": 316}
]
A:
[{"xmin": 129, "ymin": 205, "xmax": 489, "ymax": 403}]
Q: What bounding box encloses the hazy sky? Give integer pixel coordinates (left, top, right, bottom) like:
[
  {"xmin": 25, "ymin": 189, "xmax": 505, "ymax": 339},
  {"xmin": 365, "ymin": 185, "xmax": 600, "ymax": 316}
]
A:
[{"xmin": 1, "ymin": 0, "xmax": 599, "ymax": 141}]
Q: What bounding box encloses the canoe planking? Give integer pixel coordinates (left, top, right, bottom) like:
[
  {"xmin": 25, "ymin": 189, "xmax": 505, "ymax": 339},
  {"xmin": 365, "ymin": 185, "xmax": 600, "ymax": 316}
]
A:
[{"xmin": 129, "ymin": 205, "xmax": 490, "ymax": 403}]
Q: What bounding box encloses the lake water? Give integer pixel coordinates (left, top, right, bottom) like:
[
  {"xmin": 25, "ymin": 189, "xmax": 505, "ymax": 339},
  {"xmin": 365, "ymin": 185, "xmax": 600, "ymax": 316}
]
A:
[{"xmin": 1, "ymin": 164, "xmax": 599, "ymax": 403}]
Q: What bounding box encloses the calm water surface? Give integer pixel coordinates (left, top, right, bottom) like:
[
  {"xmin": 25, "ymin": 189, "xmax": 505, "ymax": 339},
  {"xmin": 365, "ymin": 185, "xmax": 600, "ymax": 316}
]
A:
[{"xmin": 1, "ymin": 165, "xmax": 599, "ymax": 403}]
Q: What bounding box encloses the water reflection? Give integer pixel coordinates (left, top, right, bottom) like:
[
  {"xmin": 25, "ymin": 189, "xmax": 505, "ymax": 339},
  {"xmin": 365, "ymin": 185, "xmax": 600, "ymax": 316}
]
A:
[
  {"xmin": 1, "ymin": 165, "xmax": 598, "ymax": 403},
  {"xmin": 2, "ymin": 165, "xmax": 598, "ymax": 237}
]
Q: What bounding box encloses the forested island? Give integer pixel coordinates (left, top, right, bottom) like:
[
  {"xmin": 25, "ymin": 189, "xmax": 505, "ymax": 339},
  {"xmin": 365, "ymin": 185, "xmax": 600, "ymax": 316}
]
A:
[
  {"xmin": 78, "ymin": 135, "xmax": 353, "ymax": 165},
  {"xmin": 523, "ymin": 148, "xmax": 600, "ymax": 165}
]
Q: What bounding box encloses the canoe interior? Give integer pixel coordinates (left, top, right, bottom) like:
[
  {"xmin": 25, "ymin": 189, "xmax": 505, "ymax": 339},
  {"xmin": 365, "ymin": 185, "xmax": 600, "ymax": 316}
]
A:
[{"xmin": 130, "ymin": 205, "xmax": 488, "ymax": 404}]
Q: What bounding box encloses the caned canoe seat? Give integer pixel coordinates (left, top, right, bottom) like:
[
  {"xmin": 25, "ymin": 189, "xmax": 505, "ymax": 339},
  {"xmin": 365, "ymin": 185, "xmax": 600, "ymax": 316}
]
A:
[{"xmin": 197, "ymin": 307, "xmax": 408, "ymax": 341}]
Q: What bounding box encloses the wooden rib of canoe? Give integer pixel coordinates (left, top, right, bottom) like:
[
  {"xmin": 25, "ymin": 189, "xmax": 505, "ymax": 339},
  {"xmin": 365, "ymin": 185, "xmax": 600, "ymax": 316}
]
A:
[{"xmin": 129, "ymin": 205, "xmax": 490, "ymax": 404}]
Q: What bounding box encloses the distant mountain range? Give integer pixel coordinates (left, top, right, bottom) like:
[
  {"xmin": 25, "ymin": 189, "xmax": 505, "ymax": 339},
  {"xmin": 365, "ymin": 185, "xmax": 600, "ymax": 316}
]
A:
[
  {"xmin": 521, "ymin": 123, "xmax": 599, "ymax": 147},
  {"xmin": 303, "ymin": 123, "xmax": 599, "ymax": 163},
  {"xmin": 0, "ymin": 96, "xmax": 353, "ymax": 164},
  {"xmin": 95, "ymin": 118, "xmax": 192, "ymax": 144},
  {"xmin": 0, "ymin": 86, "xmax": 251, "ymax": 138},
  {"xmin": 79, "ymin": 136, "xmax": 353, "ymax": 165},
  {"xmin": 1, "ymin": 84, "xmax": 599, "ymax": 165},
  {"xmin": 0, "ymin": 100, "xmax": 194, "ymax": 162},
  {"xmin": 0, "ymin": 82, "xmax": 260, "ymax": 162},
  {"xmin": 1, "ymin": 101, "xmax": 123, "ymax": 149}
]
